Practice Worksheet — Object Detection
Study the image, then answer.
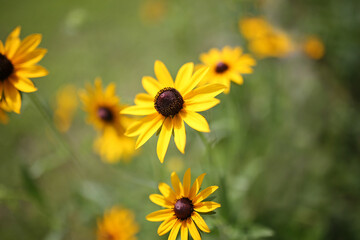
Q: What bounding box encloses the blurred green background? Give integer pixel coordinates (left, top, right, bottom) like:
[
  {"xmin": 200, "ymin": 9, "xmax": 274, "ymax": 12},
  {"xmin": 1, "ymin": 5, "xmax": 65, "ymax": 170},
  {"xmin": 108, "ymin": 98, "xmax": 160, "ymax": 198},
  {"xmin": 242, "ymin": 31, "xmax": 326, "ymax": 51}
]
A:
[{"xmin": 1, "ymin": 0, "xmax": 360, "ymax": 239}]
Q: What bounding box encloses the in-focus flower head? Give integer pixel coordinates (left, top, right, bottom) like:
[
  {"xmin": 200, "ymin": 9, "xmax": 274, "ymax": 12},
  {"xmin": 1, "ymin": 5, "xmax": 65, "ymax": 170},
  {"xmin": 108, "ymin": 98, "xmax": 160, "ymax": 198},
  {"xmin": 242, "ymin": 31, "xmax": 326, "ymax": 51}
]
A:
[
  {"xmin": 146, "ymin": 168, "xmax": 221, "ymax": 240},
  {"xmin": 0, "ymin": 27, "xmax": 48, "ymax": 113},
  {"xmin": 239, "ymin": 17, "xmax": 294, "ymax": 58},
  {"xmin": 79, "ymin": 78, "xmax": 136, "ymax": 163},
  {"xmin": 97, "ymin": 206, "xmax": 139, "ymax": 240},
  {"xmin": 199, "ymin": 46, "xmax": 256, "ymax": 93},
  {"xmin": 303, "ymin": 36, "xmax": 325, "ymax": 60},
  {"xmin": 121, "ymin": 60, "xmax": 226, "ymax": 163}
]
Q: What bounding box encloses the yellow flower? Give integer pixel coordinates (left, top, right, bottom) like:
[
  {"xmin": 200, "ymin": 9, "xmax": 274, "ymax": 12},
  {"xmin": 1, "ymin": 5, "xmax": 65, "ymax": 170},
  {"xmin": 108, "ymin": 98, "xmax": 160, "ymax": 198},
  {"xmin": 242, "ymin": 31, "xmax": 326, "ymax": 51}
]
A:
[
  {"xmin": 303, "ymin": 36, "xmax": 325, "ymax": 60},
  {"xmin": 79, "ymin": 78, "xmax": 136, "ymax": 163},
  {"xmin": 97, "ymin": 206, "xmax": 139, "ymax": 240},
  {"xmin": 94, "ymin": 127, "xmax": 137, "ymax": 164},
  {"xmin": 139, "ymin": 0, "xmax": 168, "ymax": 24},
  {"xmin": 199, "ymin": 46, "xmax": 256, "ymax": 93},
  {"xmin": 54, "ymin": 85, "xmax": 78, "ymax": 132},
  {"xmin": 146, "ymin": 168, "xmax": 221, "ymax": 240},
  {"xmin": 0, "ymin": 27, "xmax": 48, "ymax": 113},
  {"xmin": 121, "ymin": 61, "xmax": 225, "ymax": 163},
  {"xmin": 239, "ymin": 17, "xmax": 294, "ymax": 58}
]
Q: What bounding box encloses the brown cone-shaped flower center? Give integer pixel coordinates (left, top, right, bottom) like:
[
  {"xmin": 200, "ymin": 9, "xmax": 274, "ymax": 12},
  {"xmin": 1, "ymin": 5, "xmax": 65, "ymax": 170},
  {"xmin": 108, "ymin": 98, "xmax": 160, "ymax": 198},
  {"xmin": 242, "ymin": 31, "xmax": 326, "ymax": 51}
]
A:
[
  {"xmin": 0, "ymin": 53, "xmax": 14, "ymax": 81},
  {"xmin": 215, "ymin": 62, "xmax": 229, "ymax": 73},
  {"xmin": 174, "ymin": 198, "xmax": 193, "ymax": 220},
  {"xmin": 154, "ymin": 87, "xmax": 184, "ymax": 117},
  {"xmin": 97, "ymin": 107, "xmax": 114, "ymax": 122}
]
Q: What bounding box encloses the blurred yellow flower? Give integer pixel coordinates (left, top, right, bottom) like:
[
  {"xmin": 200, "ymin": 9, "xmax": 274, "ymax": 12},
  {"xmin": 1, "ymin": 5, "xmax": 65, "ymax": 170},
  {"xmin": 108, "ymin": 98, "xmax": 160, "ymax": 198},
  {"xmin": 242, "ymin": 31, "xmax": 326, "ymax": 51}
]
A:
[
  {"xmin": 97, "ymin": 206, "xmax": 139, "ymax": 240},
  {"xmin": 303, "ymin": 36, "xmax": 325, "ymax": 60},
  {"xmin": 54, "ymin": 85, "xmax": 78, "ymax": 132},
  {"xmin": 139, "ymin": 0, "xmax": 168, "ymax": 24},
  {"xmin": 121, "ymin": 61, "xmax": 225, "ymax": 163},
  {"xmin": 239, "ymin": 17, "xmax": 294, "ymax": 58},
  {"xmin": 0, "ymin": 26, "xmax": 48, "ymax": 113},
  {"xmin": 146, "ymin": 168, "xmax": 221, "ymax": 240},
  {"xmin": 94, "ymin": 127, "xmax": 137, "ymax": 164},
  {"xmin": 79, "ymin": 78, "xmax": 136, "ymax": 163},
  {"xmin": 166, "ymin": 156, "xmax": 184, "ymax": 173},
  {"xmin": 199, "ymin": 46, "xmax": 256, "ymax": 93}
]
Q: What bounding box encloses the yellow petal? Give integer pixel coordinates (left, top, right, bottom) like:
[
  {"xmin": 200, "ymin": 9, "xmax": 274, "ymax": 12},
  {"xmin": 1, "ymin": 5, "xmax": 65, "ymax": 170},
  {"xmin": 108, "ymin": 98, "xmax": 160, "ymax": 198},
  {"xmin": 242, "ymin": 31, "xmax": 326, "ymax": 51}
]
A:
[
  {"xmin": 142, "ymin": 76, "xmax": 162, "ymax": 96},
  {"xmin": 135, "ymin": 114, "xmax": 164, "ymax": 149},
  {"xmin": 229, "ymin": 72, "xmax": 244, "ymax": 85},
  {"xmin": 0, "ymin": 40, "xmax": 4, "ymax": 54},
  {"xmin": 194, "ymin": 201, "xmax": 221, "ymax": 213},
  {"xmin": 185, "ymin": 98, "xmax": 220, "ymax": 112},
  {"xmin": 9, "ymin": 76, "xmax": 37, "ymax": 93},
  {"xmin": 189, "ymin": 173, "xmax": 206, "ymax": 200},
  {"xmin": 5, "ymin": 27, "xmax": 21, "ymax": 58},
  {"xmin": 157, "ymin": 117, "xmax": 173, "ymax": 163},
  {"xmin": 149, "ymin": 194, "xmax": 173, "ymax": 208},
  {"xmin": 124, "ymin": 113, "xmax": 157, "ymax": 137},
  {"xmin": 182, "ymin": 168, "xmax": 191, "ymax": 197},
  {"xmin": 168, "ymin": 219, "xmax": 181, "ymax": 240},
  {"xmin": 174, "ymin": 62, "xmax": 194, "ymax": 92},
  {"xmin": 15, "ymin": 65, "xmax": 48, "ymax": 78},
  {"xmin": 154, "ymin": 60, "xmax": 174, "ymax": 87},
  {"xmin": 120, "ymin": 105, "xmax": 156, "ymax": 116},
  {"xmin": 104, "ymin": 82, "xmax": 116, "ymax": 97},
  {"xmin": 146, "ymin": 209, "xmax": 174, "ymax": 222},
  {"xmin": 180, "ymin": 110, "xmax": 210, "ymax": 132},
  {"xmin": 171, "ymin": 172, "xmax": 183, "ymax": 196},
  {"xmin": 3, "ymin": 81, "xmax": 21, "ymax": 114},
  {"xmin": 157, "ymin": 216, "xmax": 177, "ymax": 236},
  {"xmin": 13, "ymin": 34, "xmax": 42, "ymax": 60},
  {"xmin": 181, "ymin": 220, "xmax": 188, "ymax": 240},
  {"xmin": 181, "ymin": 66, "xmax": 209, "ymax": 96},
  {"xmin": 193, "ymin": 186, "xmax": 219, "ymax": 204},
  {"xmin": 134, "ymin": 93, "xmax": 154, "ymax": 105},
  {"xmin": 13, "ymin": 48, "xmax": 47, "ymax": 66},
  {"xmin": 158, "ymin": 182, "xmax": 177, "ymax": 203},
  {"xmin": 188, "ymin": 218, "xmax": 201, "ymax": 240},
  {"xmin": 184, "ymin": 83, "xmax": 226, "ymax": 100},
  {"xmin": 191, "ymin": 212, "xmax": 210, "ymax": 233},
  {"xmin": 173, "ymin": 114, "xmax": 186, "ymax": 153}
]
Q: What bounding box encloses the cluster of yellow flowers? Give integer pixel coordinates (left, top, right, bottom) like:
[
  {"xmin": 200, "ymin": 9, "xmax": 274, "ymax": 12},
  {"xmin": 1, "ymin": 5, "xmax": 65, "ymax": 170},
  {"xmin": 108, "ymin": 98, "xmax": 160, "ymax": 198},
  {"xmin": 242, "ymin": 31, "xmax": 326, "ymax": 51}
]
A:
[{"xmin": 0, "ymin": 17, "xmax": 325, "ymax": 239}]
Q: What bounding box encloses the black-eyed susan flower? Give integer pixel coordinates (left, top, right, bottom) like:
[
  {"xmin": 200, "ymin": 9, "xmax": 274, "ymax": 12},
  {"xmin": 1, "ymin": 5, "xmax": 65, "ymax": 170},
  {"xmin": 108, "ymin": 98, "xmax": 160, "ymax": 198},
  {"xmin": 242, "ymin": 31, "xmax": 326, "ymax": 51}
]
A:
[
  {"xmin": 79, "ymin": 78, "xmax": 136, "ymax": 163},
  {"xmin": 199, "ymin": 46, "xmax": 256, "ymax": 93},
  {"xmin": 303, "ymin": 36, "xmax": 325, "ymax": 60},
  {"xmin": 97, "ymin": 206, "xmax": 139, "ymax": 240},
  {"xmin": 239, "ymin": 17, "xmax": 294, "ymax": 59},
  {"xmin": 0, "ymin": 27, "xmax": 48, "ymax": 113},
  {"xmin": 146, "ymin": 168, "xmax": 220, "ymax": 240},
  {"xmin": 54, "ymin": 84, "xmax": 78, "ymax": 132},
  {"xmin": 121, "ymin": 61, "xmax": 225, "ymax": 163},
  {"xmin": 0, "ymin": 106, "xmax": 9, "ymax": 125}
]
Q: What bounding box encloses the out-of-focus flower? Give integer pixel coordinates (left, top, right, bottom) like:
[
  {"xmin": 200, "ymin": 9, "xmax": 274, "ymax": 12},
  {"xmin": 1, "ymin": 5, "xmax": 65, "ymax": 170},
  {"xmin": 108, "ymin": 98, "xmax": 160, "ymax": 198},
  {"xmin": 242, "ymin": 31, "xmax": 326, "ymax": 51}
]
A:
[
  {"xmin": 239, "ymin": 17, "xmax": 294, "ymax": 58},
  {"xmin": 199, "ymin": 46, "xmax": 256, "ymax": 93},
  {"xmin": 303, "ymin": 36, "xmax": 325, "ymax": 60},
  {"xmin": 121, "ymin": 61, "xmax": 225, "ymax": 163},
  {"xmin": 79, "ymin": 78, "xmax": 136, "ymax": 163},
  {"xmin": 146, "ymin": 168, "xmax": 221, "ymax": 240},
  {"xmin": 54, "ymin": 85, "xmax": 78, "ymax": 132},
  {"xmin": 166, "ymin": 156, "xmax": 184, "ymax": 173},
  {"xmin": 97, "ymin": 206, "xmax": 139, "ymax": 240},
  {"xmin": 94, "ymin": 127, "xmax": 137, "ymax": 164},
  {"xmin": 0, "ymin": 27, "xmax": 48, "ymax": 113},
  {"xmin": 139, "ymin": 0, "xmax": 168, "ymax": 25}
]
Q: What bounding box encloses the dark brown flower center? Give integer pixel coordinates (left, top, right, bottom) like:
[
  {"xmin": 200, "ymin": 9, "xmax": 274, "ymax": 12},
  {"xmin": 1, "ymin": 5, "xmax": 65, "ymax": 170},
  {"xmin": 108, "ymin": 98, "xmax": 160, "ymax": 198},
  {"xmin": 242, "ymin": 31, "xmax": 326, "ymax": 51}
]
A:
[
  {"xmin": 174, "ymin": 198, "xmax": 193, "ymax": 220},
  {"xmin": 0, "ymin": 53, "xmax": 14, "ymax": 81},
  {"xmin": 97, "ymin": 107, "xmax": 114, "ymax": 122},
  {"xmin": 154, "ymin": 87, "xmax": 184, "ymax": 117},
  {"xmin": 215, "ymin": 62, "xmax": 229, "ymax": 73}
]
